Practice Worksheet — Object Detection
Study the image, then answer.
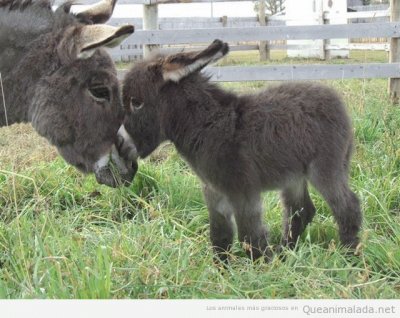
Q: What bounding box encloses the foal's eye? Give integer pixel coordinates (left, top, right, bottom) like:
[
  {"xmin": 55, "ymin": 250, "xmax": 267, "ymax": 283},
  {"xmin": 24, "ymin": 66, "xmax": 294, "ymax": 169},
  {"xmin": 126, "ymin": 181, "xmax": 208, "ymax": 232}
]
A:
[
  {"xmin": 130, "ymin": 97, "xmax": 144, "ymax": 112},
  {"xmin": 88, "ymin": 86, "xmax": 111, "ymax": 103}
]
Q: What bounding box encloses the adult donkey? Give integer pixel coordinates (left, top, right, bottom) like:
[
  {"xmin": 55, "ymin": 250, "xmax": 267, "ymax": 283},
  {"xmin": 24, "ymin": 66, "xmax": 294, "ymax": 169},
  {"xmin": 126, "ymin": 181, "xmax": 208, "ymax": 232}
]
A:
[
  {"xmin": 0, "ymin": 0, "xmax": 137, "ymax": 187},
  {"xmin": 121, "ymin": 40, "xmax": 362, "ymax": 262}
]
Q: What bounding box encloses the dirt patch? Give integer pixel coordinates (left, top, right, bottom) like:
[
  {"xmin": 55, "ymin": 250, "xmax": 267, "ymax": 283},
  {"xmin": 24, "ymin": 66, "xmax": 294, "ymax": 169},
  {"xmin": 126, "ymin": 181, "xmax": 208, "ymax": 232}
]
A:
[{"xmin": 0, "ymin": 123, "xmax": 57, "ymax": 172}]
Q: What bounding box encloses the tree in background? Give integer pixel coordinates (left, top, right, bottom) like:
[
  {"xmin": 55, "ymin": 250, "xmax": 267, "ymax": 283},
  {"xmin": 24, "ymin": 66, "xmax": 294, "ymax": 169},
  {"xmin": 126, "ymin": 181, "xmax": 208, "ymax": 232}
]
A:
[{"xmin": 254, "ymin": 0, "xmax": 285, "ymax": 16}]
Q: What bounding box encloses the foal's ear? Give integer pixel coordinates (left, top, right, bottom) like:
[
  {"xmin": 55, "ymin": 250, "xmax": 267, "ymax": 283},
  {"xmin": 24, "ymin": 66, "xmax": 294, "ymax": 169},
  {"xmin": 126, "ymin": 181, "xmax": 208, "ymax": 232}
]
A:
[
  {"xmin": 76, "ymin": 0, "xmax": 118, "ymax": 24},
  {"xmin": 162, "ymin": 39, "xmax": 229, "ymax": 82}
]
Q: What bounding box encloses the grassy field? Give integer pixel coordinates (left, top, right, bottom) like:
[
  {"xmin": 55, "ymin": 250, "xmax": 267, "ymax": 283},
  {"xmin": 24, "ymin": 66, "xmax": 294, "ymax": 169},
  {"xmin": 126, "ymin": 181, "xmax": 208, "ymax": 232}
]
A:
[{"xmin": 0, "ymin": 51, "xmax": 399, "ymax": 299}]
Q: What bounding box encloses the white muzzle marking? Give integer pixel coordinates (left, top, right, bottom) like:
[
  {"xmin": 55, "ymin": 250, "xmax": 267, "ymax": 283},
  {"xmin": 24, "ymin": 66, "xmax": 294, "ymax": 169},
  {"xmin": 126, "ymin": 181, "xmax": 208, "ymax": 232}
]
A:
[
  {"xmin": 94, "ymin": 152, "xmax": 110, "ymax": 171},
  {"xmin": 94, "ymin": 125, "xmax": 137, "ymax": 173}
]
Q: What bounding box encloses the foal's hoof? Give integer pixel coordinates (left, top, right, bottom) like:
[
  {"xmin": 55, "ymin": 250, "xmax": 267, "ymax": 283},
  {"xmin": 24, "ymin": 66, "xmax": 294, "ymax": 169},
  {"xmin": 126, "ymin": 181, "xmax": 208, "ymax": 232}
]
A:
[
  {"xmin": 246, "ymin": 246, "xmax": 274, "ymax": 263},
  {"xmin": 213, "ymin": 253, "xmax": 230, "ymax": 270},
  {"xmin": 343, "ymin": 241, "xmax": 363, "ymax": 257},
  {"xmin": 340, "ymin": 237, "xmax": 362, "ymax": 255},
  {"xmin": 274, "ymin": 245, "xmax": 288, "ymax": 261},
  {"xmin": 241, "ymin": 240, "xmax": 273, "ymax": 262}
]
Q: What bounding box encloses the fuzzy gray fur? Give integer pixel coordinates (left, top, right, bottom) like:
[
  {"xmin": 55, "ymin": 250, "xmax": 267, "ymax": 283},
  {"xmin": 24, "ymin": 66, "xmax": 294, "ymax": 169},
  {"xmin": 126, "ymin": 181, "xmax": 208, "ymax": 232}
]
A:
[
  {"xmin": 0, "ymin": 0, "xmax": 136, "ymax": 186},
  {"xmin": 122, "ymin": 40, "xmax": 362, "ymax": 261}
]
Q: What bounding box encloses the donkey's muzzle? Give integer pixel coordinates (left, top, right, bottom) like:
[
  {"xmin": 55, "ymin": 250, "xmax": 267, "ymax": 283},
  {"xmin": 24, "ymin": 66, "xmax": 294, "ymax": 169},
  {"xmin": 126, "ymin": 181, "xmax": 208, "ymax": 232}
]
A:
[
  {"xmin": 94, "ymin": 162, "xmax": 137, "ymax": 188},
  {"xmin": 94, "ymin": 143, "xmax": 138, "ymax": 188}
]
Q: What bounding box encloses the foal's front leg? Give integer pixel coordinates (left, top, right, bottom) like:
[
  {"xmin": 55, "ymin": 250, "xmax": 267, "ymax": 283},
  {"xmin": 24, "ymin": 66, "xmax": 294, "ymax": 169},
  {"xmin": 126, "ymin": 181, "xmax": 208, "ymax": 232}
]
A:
[
  {"xmin": 230, "ymin": 192, "xmax": 271, "ymax": 261},
  {"xmin": 202, "ymin": 185, "xmax": 235, "ymax": 263}
]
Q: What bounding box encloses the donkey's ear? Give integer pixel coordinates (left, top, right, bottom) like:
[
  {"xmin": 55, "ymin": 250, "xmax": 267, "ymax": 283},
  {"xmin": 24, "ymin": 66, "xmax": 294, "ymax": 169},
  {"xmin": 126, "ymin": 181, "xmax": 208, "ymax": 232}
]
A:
[
  {"xmin": 58, "ymin": 24, "xmax": 133, "ymax": 61},
  {"xmin": 77, "ymin": 24, "xmax": 134, "ymax": 58},
  {"xmin": 76, "ymin": 0, "xmax": 118, "ymax": 24},
  {"xmin": 162, "ymin": 39, "xmax": 229, "ymax": 82}
]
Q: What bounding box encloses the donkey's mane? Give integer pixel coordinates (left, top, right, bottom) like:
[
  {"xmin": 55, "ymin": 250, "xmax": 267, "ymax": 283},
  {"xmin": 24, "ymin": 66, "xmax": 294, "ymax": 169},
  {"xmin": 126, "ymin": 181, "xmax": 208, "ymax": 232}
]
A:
[
  {"xmin": 0, "ymin": 0, "xmax": 52, "ymax": 10},
  {"xmin": 0, "ymin": 0, "xmax": 79, "ymax": 76}
]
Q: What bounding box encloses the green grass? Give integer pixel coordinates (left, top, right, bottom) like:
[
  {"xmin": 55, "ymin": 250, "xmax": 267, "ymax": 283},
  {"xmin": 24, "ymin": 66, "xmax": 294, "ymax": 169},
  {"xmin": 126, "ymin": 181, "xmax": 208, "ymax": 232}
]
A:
[
  {"xmin": 116, "ymin": 49, "xmax": 389, "ymax": 69},
  {"xmin": 1, "ymin": 52, "xmax": 400, "ymax": 299},
  {"xmin": 216, "ymin": 49, "xmax": 389, "ymax": 66}
]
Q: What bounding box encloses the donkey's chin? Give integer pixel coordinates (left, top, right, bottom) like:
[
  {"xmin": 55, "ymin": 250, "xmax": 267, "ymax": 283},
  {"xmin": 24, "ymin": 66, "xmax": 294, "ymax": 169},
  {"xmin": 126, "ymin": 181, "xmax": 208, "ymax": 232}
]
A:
[{"xmin": 94, "ymin": 145, "xmax": 137, "ymax": 188}]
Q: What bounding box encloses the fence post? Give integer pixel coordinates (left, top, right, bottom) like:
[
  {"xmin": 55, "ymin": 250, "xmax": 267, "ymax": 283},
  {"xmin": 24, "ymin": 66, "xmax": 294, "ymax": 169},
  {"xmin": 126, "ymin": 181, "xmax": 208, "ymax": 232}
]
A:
[
  {"xmin": 318, "ymin": 0, "xmax": 326, "ymax": 60},
  {"xmin": 389, "ymin": 0, "xmax": 400, "ymax": 104},
  {"xmin": 221, "ymin": 15, "xmax": 228, "ymax": 28},
  {"xmin": 143, "ymin": 1, "xmax": 159, "ymax": 58},
  {"xmin": 221, "ymin": 15, "xmax": 228, "ymax": 64},
  {"xmin": 323, "ymin": 12, "xmax": 331, "ymax": 60},
  {"xmin": 258, "ymin": 1, "xmax": 270, "ymax": 61}
]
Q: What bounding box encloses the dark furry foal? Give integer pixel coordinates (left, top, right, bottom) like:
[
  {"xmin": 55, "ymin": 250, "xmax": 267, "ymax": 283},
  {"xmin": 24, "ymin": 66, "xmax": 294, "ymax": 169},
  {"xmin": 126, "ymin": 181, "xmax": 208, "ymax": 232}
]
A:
[{"xmin": 121, "ymin": 40, "xmax": 362, "ymax": 262}]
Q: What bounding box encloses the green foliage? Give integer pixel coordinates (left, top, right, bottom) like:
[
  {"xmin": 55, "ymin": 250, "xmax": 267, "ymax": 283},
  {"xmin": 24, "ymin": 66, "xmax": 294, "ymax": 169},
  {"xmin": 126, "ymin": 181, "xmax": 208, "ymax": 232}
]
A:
[{"xmin": 1, "ymin": 51, "xmax": 399, "ymax": 299}]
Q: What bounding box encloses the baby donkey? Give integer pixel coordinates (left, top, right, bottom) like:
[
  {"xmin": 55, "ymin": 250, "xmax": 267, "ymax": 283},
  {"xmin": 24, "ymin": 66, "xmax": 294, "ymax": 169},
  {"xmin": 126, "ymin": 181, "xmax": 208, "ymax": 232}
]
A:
[{"xmin": 122, "ymin": 40, "xmax": 362, "ymax": 262}]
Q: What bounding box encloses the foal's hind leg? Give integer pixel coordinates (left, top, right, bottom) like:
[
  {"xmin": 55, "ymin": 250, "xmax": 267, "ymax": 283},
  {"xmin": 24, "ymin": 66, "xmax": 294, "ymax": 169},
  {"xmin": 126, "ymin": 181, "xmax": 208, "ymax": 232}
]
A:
[
  {"xmin": 281, "ymin": 179, "xmax": 316, "ymax": 249},
  {"xmin": 229, "ymin": 192, "xmax": 271, "ymax": 261},
  {"xmin": 202, "ymin": 185, "xmax": 235, "ymax": 263},
  {"xmin": 309, "ymin": 162, "xmax": 362, "ymax": 249}
]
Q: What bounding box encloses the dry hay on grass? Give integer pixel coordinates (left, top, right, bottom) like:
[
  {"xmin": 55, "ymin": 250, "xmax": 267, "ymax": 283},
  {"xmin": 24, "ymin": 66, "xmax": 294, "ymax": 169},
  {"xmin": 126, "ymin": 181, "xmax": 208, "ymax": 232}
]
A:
[
  {"xmin": 0, "ymin": 123, "xmax": 57, "ymax": 172},
  {"xmin": 0, "ymin": 124, "xmax": 174, "ymax": 173}
]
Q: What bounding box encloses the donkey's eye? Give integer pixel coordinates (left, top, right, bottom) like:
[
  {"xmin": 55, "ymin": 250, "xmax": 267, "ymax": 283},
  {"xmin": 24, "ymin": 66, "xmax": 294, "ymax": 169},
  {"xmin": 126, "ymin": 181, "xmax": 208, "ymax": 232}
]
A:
[
  {"xmin": 130, "ymin": 97, "xmax": 144, "ymax": 112},
  {"xmin": 89, "ymin": 86, "xmax": 111, "ymax": 102}
]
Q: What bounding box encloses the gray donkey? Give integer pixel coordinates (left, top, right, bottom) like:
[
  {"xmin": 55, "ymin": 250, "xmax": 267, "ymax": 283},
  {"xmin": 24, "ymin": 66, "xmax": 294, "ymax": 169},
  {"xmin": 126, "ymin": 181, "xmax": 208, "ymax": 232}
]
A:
[
  {"xmin": 0, "ymin": 0, "xmax": 137, "ymax": 187},
  {"xmin": 121, "ymin": 40, "xmax": 362, "ymax": 262}
]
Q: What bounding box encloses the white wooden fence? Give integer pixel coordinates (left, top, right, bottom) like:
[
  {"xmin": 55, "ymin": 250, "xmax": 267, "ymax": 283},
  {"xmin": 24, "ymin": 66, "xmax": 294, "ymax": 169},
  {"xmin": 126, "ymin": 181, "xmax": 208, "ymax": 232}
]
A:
[
  {"xmin": 104, "ymin": 9, "xmax": 392, "ymax": 61},
  {"xmin": 61, "ymin": 0, "xmax": 393, "ymax": 61},
  {"xmin": 59, "ymin": 0, "xmax": 400, "ymax": 102}
]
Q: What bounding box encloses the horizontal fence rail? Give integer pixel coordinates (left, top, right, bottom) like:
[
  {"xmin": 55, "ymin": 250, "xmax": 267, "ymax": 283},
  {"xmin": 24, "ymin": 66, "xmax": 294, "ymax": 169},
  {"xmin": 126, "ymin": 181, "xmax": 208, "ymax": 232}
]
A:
[
  {"xmin": 117, "ymin": 63, "xmax": 400, "ymax": 82},
  {"xmin": 57, "ymin": 0, "xmax": 390, "ymax": 5},
  {"xmin": 127, "ymin": 22, "xmax": 399, "ymax": 45},
  {"xmin": 207, "ymin": 63, "xmax": 400, "ymax": 81},
  {"xmin": 326, "ymin": 10, "xmax": 389, "ymax": 20},
  {"xmin": 105, "ymin": 12, "xmax": 391, "ymax": 28},
  {"xmin": 108, "ymin": 17, "xmax": 272, "ymax": 29},
  {"xmin": 55, "ymin": 0, "xmax": 260, "ymax": 4}
]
